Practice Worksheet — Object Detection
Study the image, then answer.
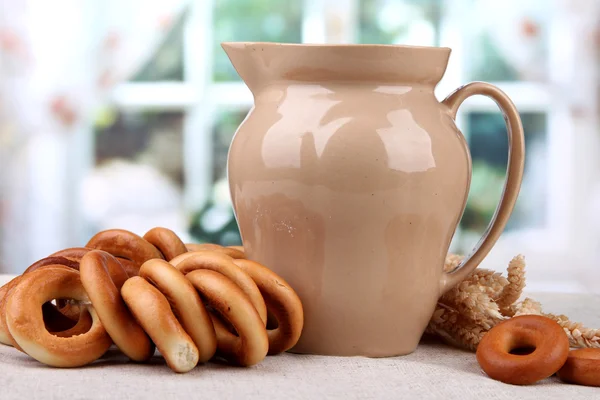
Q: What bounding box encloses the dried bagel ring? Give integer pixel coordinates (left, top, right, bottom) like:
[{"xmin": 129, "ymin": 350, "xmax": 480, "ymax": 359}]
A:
[
  {"xmin": 186, "ymin": 269, "xmax": 268, "ymax": 366},
  {"xmin": 80, "ymin": 250, "xmax": 154, "ymax": 362},
  {"xmin": 557, "ymin": 348, "xmax": 600, "ymax": 387},
  {"xmin": 139, "ymin": 259, "xmax": 217, "ymax": 362},
  {"xmin": 8, "ymin": 265, "xmax": 98, "ymax": 349},
  {"xmin": 172, "ymin": 251, "xmax": 267, "ymax": 325},
  {"xmin": 185, "ymin": 243, "xmax": 246, "ymax": 260},
  {"xmin": 121, "ymin": 276, "xmax": 199, "ymax": 373},
  {"xmin": 5, "ymin": 267, "xmax": 112, "ymax": 367},
  {"xmin": 2, "ymin": 265, "xmax": 91, "ymax": 349},
  {"xmin": 143, "ymin": 227, "xmax": 188, "ymax": 261},
  {"xmin": 233, "ymin": 259, "xmax": 304, "ymax": 354},
  {"xmin": 476, "ymin": 315, "xmax": 569, "ymax": 385},
  {"xmin": 86, "ymin": 229, "xmax": 163, "ymax": 274}
]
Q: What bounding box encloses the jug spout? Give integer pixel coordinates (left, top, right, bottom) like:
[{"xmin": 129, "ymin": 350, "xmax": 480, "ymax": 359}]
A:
[{"xmin": 221, "ymin": 42, "xmax": 268, "ymax": 95}]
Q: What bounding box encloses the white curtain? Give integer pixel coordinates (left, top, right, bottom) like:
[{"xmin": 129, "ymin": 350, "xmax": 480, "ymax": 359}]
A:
[{"xmin": 0, "ymin": 0, "xmax": 187, "ymax": 273}]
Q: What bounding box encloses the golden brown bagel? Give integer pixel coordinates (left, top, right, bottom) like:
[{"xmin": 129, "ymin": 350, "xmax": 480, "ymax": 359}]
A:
[
  {"xmin": 186, "ymin": 269, "xmax": 268, "ymax": 366},
  {"xmin": 233, "ymin": 259, "xmax": 304, "ymax": 354},
  {"xmin": 476, "ymin": 315, "xmax": 570, "ymax": 385},
  {"xmin": 3, "ymin": 266, "xmax": 95, "ymax": 349},
  {"xmin": 557, "ymin": 348, "xmax": 600, "ymax": 387},
  {"xmin": 80, "ymin": 251, "xmax": 154, "ymax": 362},
  {"xmin": 86, "ymin": 229, "xmax": 163, "ymax": 272},
  {"xmin": 143, "ymin": 227, "xmax": 188, "ymax": 261},
  {"xmin": 185, "ymin": 243, "xmax": 246, "ymax": 260},
  {"xmin": 172, "ymin": 251, "xmax": 267, "ymax": 325},
  {"xmin": 121, "ymin": 276, "xmax": 199, "ymax": 373},
  {"xmin": 5, "ymin": 267, "xmax": 112, "ymax": 367},
  {"xmin": 139, "ymin": 259, "xmax": 217, "ymax": 362}
]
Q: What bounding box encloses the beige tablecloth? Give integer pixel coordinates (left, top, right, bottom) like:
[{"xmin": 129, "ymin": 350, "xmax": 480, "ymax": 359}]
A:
[{"xmin": 0, "ymin": 275, "xmax": 598, "ymax": 399}]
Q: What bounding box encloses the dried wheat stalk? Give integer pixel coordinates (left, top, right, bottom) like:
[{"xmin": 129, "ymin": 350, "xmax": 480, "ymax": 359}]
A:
[{"xmin": 427, "ymin": 254, "xmax": 600, "ymax": 350}]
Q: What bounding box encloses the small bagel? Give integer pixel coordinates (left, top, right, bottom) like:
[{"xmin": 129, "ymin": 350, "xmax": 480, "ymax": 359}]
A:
[
  {"xmin": 80, "ymin": 250, "xmax": 154, "ymax": 362},
  {"xmin": 186, "ymin": 269, "xmax": 268, "ymax": 366},
  {"xmin": 139, "ymin": 259, "xmax": 217, "ymax": 363},
  {"xmin": 2, "ymin": 267, "xmax": 94, "ymax": 350},
  {"xmin": 121, "ymin": 276, "xmax": 199, "ymax": 373},
  {"xmin": 185, "ymin": 243, "xmax": 246, "ymax": 259},
  {"xmin": 143, "ymin": 227, "xmax": 188, "ymax": 261},
  {"xmin": 233, "ymin": 259, "xmax": 304, "ymax": 354},
  {"xmin": 476, "ymin": 315, "xmax": 570, "ymax": 385},
  {"xmin": 5, "ymin": 267, "xmax": 112, "ymax": 367},
  {"xmin": 557, "ymin": 348, "xmax": 600, "ymax": 387},
  {"xmin": 172, "ymin": 251, "xmax": 267, "ymax": 325},
  {"xmin": 86, "ymin": 229, "xmax": 163, "ymax": 272}
]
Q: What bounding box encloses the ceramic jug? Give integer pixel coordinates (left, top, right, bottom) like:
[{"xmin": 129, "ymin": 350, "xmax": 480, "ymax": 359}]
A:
[{"xmin": 222, "ymin": 42, "xmax": 525, "ymax": 357}]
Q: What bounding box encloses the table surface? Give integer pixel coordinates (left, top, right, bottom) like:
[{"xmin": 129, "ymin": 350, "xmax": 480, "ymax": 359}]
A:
[{"xmin": 0, "ymin": 275, "xmax": 599, "ymax": 400}]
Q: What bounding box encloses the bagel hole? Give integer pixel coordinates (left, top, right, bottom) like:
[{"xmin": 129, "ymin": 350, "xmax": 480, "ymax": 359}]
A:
[
  {"xmin": 266, "ymin": 309, "xmax": 279, "ymax": 330},
  {"xmin": 42, "ymin": 301, "xmax": 79, "ymax": 333},
  {"xmin": 509, "ymin": 346, "xmax": 536, "ymax": 356}
]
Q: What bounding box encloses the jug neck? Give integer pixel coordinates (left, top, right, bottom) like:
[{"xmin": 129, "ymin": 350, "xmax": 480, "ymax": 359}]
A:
[{"xmin": 221, "ymin": 42, "xmax": 451, "ymax": 94}]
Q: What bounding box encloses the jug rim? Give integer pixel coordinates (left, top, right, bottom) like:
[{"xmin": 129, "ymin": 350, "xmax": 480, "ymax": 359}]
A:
[{"xmin": 221, "ymin": 41, "xmax": 451, "ymax": 52}]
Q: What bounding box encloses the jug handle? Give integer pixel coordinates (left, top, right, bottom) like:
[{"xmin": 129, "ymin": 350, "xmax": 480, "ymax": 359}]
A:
[{"xmin": 439, "ymin": 82, "xmax": 525, "ymax": 295}]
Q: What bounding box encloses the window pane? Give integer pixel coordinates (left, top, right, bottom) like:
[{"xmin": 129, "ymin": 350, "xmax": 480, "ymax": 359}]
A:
[
  {"xmin": 358, "ymin": 0, "xmax": 442, "ymax": 45},
  {"xmin": 466, "ymin": 2, "xmax": 548, "ymax": 82},
  {"xmin": 188, "ymin": 108, "xmax": 250, "ymax": 246},
  {"xmin": 130, "ymin": 12, "xmax": 186, "ymax": 81},
  {"xmin": 458, "ymin": 112, "xmax": 547, "ymax": 240},
  {"xmin": 213, "ymin": 0, "xmax": 303, "ymax": 81},
  {"xmin": 88, "ymin": 110, "xmax": 187, "ymax": 237}
]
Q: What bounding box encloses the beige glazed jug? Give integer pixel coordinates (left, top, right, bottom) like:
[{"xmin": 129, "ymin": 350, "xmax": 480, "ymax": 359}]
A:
[{"xmin": 222, "ymin": 42, "xmax": 525, "ymax": 357}]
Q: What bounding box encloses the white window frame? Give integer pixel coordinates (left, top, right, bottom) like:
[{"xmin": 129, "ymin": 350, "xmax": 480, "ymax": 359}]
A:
[{"xmin": 101, "ymin": 0, "xmax": 594, "ymax": 292}]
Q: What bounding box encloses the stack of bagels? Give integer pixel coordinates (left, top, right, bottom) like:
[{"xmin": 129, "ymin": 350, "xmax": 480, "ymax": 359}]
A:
[{"xmin": 0, "ymin": 227, "xmax": 303, "ymax": 373}]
